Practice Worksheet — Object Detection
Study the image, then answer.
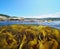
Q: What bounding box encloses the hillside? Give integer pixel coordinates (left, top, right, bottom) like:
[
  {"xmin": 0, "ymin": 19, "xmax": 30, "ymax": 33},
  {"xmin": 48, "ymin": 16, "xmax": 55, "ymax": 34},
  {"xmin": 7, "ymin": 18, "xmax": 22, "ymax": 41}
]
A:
[{"xmin": 0, "ymin": 14, "xmax": 10, "ymax": 18}]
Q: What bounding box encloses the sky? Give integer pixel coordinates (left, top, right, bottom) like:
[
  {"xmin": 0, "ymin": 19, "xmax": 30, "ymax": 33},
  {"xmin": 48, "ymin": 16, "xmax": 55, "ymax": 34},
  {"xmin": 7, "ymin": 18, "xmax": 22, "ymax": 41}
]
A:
[{"xmin": 0, "ymin": 0, "xmax": 60, "ymax": 18}]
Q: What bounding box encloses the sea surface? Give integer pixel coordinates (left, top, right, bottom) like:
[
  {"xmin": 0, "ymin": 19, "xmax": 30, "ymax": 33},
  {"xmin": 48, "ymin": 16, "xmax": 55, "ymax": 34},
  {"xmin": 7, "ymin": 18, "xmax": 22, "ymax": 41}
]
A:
[{"xmin": 0, "ymin": 21, "xmax": 60, "ymax": 29}]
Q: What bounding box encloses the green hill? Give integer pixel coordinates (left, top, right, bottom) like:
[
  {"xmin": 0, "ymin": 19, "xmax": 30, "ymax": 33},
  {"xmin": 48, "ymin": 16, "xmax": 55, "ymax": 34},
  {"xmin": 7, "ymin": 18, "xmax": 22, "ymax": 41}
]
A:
[{"xmin": 0, "ymin": 14, "xmax": 10, "ymax": 18}]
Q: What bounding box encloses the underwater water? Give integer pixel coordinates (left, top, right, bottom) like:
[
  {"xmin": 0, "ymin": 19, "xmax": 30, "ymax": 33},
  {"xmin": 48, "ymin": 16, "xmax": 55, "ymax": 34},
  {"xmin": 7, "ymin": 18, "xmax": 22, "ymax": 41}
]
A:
[{"xmin": 0, "ymin": 24, "xmax": 60, "ymax": 49}]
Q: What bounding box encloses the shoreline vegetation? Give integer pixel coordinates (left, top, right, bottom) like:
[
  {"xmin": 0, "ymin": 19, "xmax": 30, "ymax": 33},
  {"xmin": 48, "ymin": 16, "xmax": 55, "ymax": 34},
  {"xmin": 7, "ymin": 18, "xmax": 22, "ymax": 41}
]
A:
[{"xmin": 0, "ymin": 24, "xmax": 60, "ymax": 49}]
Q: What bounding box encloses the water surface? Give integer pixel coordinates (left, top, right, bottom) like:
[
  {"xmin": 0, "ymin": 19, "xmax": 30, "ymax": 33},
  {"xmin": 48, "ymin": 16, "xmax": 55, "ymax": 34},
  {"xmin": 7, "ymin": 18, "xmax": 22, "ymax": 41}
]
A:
[{"xmin": 0, "ymin": 21, "xmax": 60, "ymax": 29}]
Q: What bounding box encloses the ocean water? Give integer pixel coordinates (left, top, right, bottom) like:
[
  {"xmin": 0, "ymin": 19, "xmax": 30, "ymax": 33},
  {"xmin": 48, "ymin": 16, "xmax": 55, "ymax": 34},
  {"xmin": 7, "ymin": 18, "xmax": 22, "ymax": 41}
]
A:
[{"xmin": 0, "ymin": 21, "xmax": 60, "ymax": 29}]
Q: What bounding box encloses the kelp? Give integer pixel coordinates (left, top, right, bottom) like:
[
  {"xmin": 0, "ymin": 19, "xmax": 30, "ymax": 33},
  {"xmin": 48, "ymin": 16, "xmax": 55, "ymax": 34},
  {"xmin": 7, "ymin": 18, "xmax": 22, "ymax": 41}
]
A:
[{"xmin": 0, "ymin": 24, "xmax": 60, "ymax": 49}]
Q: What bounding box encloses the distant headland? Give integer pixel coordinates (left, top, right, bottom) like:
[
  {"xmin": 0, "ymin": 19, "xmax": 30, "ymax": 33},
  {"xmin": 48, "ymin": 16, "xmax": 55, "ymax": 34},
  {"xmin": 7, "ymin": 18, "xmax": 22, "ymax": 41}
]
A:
[{"xmin": 0, "ymin": 14, "xmax": 60, "ymax": 22}]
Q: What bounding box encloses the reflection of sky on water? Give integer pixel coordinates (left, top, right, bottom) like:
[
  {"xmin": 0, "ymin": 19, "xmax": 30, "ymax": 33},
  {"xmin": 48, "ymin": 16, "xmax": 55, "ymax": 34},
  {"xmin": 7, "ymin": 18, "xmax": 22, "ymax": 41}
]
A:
[{"xmin": 0, "ymin": 21, "xmax": 60, "ymax": 29}]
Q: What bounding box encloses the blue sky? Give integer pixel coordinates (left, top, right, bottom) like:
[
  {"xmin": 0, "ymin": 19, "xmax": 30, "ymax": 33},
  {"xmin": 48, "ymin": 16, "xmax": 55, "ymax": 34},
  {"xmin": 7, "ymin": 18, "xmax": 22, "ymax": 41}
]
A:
[{"xmin": 0, "ymin": 0, "xmax": 60, "ymax": 18}]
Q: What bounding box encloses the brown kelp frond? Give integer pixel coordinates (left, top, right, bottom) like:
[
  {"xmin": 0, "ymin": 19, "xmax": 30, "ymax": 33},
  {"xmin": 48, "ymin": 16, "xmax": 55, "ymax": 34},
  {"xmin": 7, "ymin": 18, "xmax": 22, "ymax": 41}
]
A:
[{"xmin": 0, "ymin": 24, "xmax": 60, "ymax": 49}]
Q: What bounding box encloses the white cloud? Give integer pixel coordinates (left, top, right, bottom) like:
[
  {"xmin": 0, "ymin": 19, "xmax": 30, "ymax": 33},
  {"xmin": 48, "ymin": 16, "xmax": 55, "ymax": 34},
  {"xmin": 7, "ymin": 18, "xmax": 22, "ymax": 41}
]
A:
[{"xmin": 23, "ymin": 12, "xmax": 60, "ymax": 18}]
